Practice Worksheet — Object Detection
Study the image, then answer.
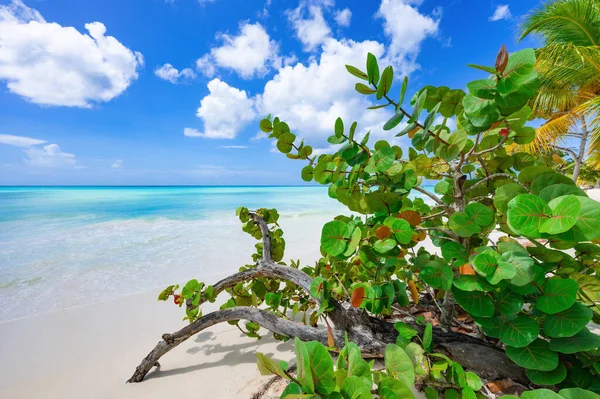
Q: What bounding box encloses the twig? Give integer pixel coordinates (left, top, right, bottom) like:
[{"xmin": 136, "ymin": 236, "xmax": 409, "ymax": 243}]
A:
[{"xmin": 465, "ymin": 173, "xmax": 530, "ymax": 193}]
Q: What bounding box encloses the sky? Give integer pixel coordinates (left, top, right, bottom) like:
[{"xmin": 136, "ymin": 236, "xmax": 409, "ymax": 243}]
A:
[{"xmin": 0, "ymin": 0, "xmax": 543, "ymax": 185}]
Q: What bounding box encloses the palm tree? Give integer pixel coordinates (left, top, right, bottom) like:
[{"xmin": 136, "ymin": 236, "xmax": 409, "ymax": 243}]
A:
[{"xmin": 519, "ymin": 0, "xmax": 600, "ymax": 182}]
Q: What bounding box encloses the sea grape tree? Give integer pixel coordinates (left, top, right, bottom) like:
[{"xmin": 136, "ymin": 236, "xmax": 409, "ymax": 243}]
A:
[{"xmin": 130, "ymin": 45, "xmax": 600, "ymax": 395}]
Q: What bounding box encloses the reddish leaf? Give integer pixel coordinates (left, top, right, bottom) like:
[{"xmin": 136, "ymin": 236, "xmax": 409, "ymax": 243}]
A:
[
  {"xmin": 459, "ymin": 263, "xmax": 476, "ymax": 275},
  {"xmin": 398, "ymin": 210, "xmax": 422, "ymax": 226},
  {"xmin": 495, "ymin": 44, "xmax": 509, "ymax": 74},
  {"xmin": 376, "ymin": 225, "xmax": 392, "ymax": 240},
  {"xmin": 351, "ymin": 287, "xmax": 365, "ymax": 308}
]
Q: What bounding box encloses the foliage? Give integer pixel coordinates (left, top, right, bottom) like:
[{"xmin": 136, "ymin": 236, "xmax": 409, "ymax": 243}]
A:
[
  {"xmin": 516, "ymin": 0, "xmax": 600, "ymax": 174},
  {"xmin": 256, "ymin": 328, "xmax": 494, "ymax": 399},
  {"xmin": 157, "ymin": 45, "xmax": 600, "ymax": 394}
]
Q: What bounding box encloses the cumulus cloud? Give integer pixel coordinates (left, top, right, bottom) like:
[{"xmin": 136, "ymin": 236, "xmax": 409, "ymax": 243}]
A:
[
  {"xmin": 334, "ymin": 8, "xmax": 352, "ymax": 27},
  {"xmin": 195, "ymin": 22, "xmax": 279, "ymax": 79},
  {"xmin": 260, "ymin": 38, "xmax": 393, "ymax": 144},
  {"xmin": 376, "ymin": 0, "xmax": 440, "ymax": 76},
  {"xmin": 0, "ymin": 133, "xmax": 46, "ymax": 147},
  {"xmin": 287, "ymin": 1, "xmax": 332, "ymax": 51},
  {"xmin": 154, "ymin": 64, "xmax": 196, "ymax": 83},
  {"xmin": 219, "ymin": 145, "xmax": 248, "ymax": 149},
  {"xmin": 186, "ymin": 79, "xmax": 257, "ymax": 139},
  {"xmin": 489, "ymin": 5, "xmax": 511, "ymax": 21},
  {"xmin": 0, "ymin": 0, "xmax": 143, "ymax": 107},
  {"xmin": 24, "ymin": 144, "xmax": 77, "ymax": 168},
  {"xmin": 111, "ymin": 159, "xmax": 123, "ymax": 168}
]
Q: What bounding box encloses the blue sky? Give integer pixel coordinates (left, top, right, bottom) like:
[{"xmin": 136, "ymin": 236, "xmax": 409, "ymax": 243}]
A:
[{"xmin": 0, "ymin": 0, "xmax": 542, "ymax": 185}]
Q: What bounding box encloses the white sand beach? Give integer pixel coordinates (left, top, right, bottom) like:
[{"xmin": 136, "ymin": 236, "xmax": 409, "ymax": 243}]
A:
[{"xmin": 1, "ymin": 190, "xmax": 599, "ymax": 399}]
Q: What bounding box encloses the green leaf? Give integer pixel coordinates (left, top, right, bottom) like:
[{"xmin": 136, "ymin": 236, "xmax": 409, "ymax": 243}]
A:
[
  {"xmin": 525, "ymin": 363, "xmax": 567, "ymax": 386},
  {"xmin": 421, "ymin": 263, "xmax": 453, "ymax": 291},
  {"xmin": 557, "ymin": 196, "xmax": 600, "ymax": 242},
  {"xmin": 279, "ymin": 382, "xmax": 304, "ymax": 398},
  {"xmin": 374, "ymin": 238, "xmax": 396, "ymax": 253},
  {"xmin": 505, "ymin": 339, "xmax": 559, "ymax": 371},
  {"xmin": 512, "ymin": 126, "xmax": 536, "ymax": 145},
  {"xmin": 518, "ymin": 166, "xmax": 554, "ymax": 184},
  {"xmin": 366, "ymin": 52, "xmax": 379, "ymax": 85},
  {"xmin": 462, "ymin": 94, "xmax": 500, "ymax": 129},
  {"xmin": 439, "ymin": 89, "xmax": 466, "ymax": 118},
  {"xmin": 507, "ymin": 194, "xmax": 551, "ymax": 238},
  {"xmin": 453, "ymin": 288, "xmax": 494, "ymax": 317},
  {"xmin": 496, "ymin": 49, "xmax": 540, "ymax": 114},
  {"xmin": 321, "ymin": 220, "xmax": 349, "ymax": 257},
  {"xmin": 539, "ymin": 195, "xmax": 580, "ymax": 234},
  {"xmin": 340, "ymin": 375, "xmax": 372, "ymax": 399},
  {"xmin": 335, "ymin": 117, "xmax": 344, "ymax": 138},
  {"xmin": 467, "ymin": 78, "xmax": 496, "ymax": 99},
  {"xmin": 310, "ymin": 277, "xmax": 327, "ymax": 300},
  {"xmin": 453, "ymin": 275, "xmax": 493, "ymax": 292},
  {"xmin": 377, "ymin": 377, "xmax": 416, "ymax": 399},
  {"xmin": 384, "ymin": 217, "xmax": 413, "ymax": 245},
  {"xmin": 536, "ymin": 277, "xmax": 579, "ymax": 315},
  {"xmin": 488, "ymin": 261, "xmax": 516, "ymax": 285},
  {"xmin": 522, "ymin": 389, "xmax": 563, "ymax": 399},
  {"xmin": 301, "ymin": 166, "xmax": 314, "ymax": 182},
  {"xmin": 306, "ymin": 341, "xmax": 336, "ymax": 395},
  {"xmin": 543, "ymin": 302, "xmax": 593, "ymax": 338},
  {"xmin": 355, "ymin": 83, "xmax": 376, "ymax": 95},
  {"xmin": 294, "ymin": 337, "xmax": 314, "ymax": 393},
  {"xmin": 423, "ymin": 323, "xmax": 432, "ymax": 350},
  {"xmin": 452, "ymin": 362, "xmax": 467, "ymax": 387},
  {"xmin": 531, "ymin": 173, "xmax": 575, "ymax": 195},
  {"xmin": 494, "ymin": 290, "xmax": 524, "ymax": 317},
  {"xmin": 344, "ymin": 227, "xmax": 362, "ymax": 257},
  {"xmin": 277, "ymin": 132, "xmax": 296, "ymax": 153},
  {"xmin": 383, "ymin": 113, "xmax": 404, "ymax": 131},
  {"xmin": 398, "ymin": 76, "xmax": 408, "ymax": 107},
  {"xmin": 461, "ymin": 387, "xmax": 477, "ymax": 399},
  {"xmin": 256, "ymin": 353, "xmax": 289, "ymax": 379},
  {"xmin": 384, "ymin": 344, "xmax": 415, "ymax": 386},
  {"xmin": 449, "ymin": 203, "xmax": 493, "ymax": 237},
  {"xmin": 473, "ymin": 251, "xmax": 499, "ymax": 276},
  {"xmin": 466, "ymin": 63, "xmax": 497, "ymax": 74},
  {"xmin": 549, "ymin": 328, "xmax": 600, "ymax": 354},
  {"xmin": 436, "ymin": 130, "xmax": 467, "ymax": 161},
  {"xmin": 539, "ymin": 184, "xmax": 586, "ymax": 203},
  {"xmin": 346, "ymin": 65, "xmax": 368, "ymax": 81},
  {"xmin": 376, "ymin": 66, "xmax": 393, "ymax": 100},
  {"xmin": 465, "ymin": 372, "xmax": 483, "ymax": 390},
  {"xmin": 499, "ymin": 315, "xmax": 540, "ymax": 347},
  {"xmin": 494, "ymin": 183, "xmax": 527, "ymax": 214},
  {"xmin": 505, "ymin": 252, "xmax": 535, "ymax": 286},
  {"xmin": 558, "ymin": 388, "xmax": 600, "ymax": 399},
  {"xmin": 441, "ymin": 241, "xmax": 468, "ymax": 265}
]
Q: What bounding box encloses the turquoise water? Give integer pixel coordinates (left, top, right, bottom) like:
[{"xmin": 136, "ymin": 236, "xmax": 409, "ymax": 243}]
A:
[{"xmin": 0, "ymin": 186, "xmax": 431, "ymax": 321}]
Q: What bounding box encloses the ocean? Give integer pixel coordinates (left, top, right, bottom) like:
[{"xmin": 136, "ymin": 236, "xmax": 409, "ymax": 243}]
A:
[{"xmin": 0, "ymin": 186, "xmax": 431, "ymax": 322}]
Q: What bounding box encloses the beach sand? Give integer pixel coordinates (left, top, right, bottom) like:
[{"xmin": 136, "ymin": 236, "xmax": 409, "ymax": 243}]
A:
[{"xmin": 2, "ymin": 190, "xmax": 599, "ymax": 399}]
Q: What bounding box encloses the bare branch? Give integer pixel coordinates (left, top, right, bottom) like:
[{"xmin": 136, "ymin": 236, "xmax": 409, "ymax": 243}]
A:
[
  {"xmin": 249, "ymin": 212, "xmax": 272, "ymax": 264},
  {"xmin": 472, "ymin": 134, "xmax": 508, "ymax": 157},
  {"xmin": 412, "ymin": 186, "xmax": 449, "ymax": 210},
  {"xmin": 128, "ymin": 307, "xmax": 333, "ymax": 383},
  {"xmin": 421, "ymin": 210, "xmax": 446, "ymax": 221}
]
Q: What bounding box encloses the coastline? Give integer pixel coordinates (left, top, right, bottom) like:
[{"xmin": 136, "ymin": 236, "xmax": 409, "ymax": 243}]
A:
[{"xmin": 1, "ymin": 189, "xmax": 599, "ymax": 398}]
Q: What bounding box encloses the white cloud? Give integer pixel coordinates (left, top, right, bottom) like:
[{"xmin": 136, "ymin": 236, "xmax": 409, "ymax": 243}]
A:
[
  {"xmin": 154, "ymin": 63, "xmax": 196, "ymax": 84},
  {"xmin": 24, "ymin": 144, "xmax": 77, "ymax": 168},
  {"xmin": 334, "ymin": 8, "xmax": 352, "ymax": 27},
  {"xmin": 489, "ymin": 5, "xmax": 511, "ymax": 21},
  {"xmin": 111, "ymin": 159, "xmax": 123, "ymax": 168},
  {"xmin": 219, "ymin": 145, "xmax": 248, "ymax": 149},
  {"xmin": 187, "ymin": 78, "xmax": 257, "ymax": 139},
  {"xmin": 0, "ymin": 0, "xmax": 143, "ymax": 107},
  {"xmin": 376, "ymin": 0, "xmax": 440, "ymax": 75},
  {"xmin": 287, "ymin": 2, "xmax": 332, "ymax": 51},
  {"xmin": 195, "ymin": 22, "xmax": 279, "ymax": 79},
  {"xmin": 0, "ymin": 133, "xmax": 46, "ymax": 147},
  {"xmin": 260, "ymin": 38, "xmax": 393, "ymax": 144}
]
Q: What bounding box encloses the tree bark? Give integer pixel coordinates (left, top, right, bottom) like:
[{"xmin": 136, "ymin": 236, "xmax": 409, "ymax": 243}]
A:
[{"xmin": 572, "ymin": 117, "xmax": 589, "ymax": 184}]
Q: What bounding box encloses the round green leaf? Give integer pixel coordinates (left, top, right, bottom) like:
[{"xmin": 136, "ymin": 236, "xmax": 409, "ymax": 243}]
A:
[
  {"xmin": 507, "ymin": 194, "xmax": 551, "ymax": 238},
  {"xmin": 536, "ymin": 277, "xmax": 578, "ymax": 314},
  {"xmin": 374, "ymin": 238, "xmax": 396, "ymax": 253},
  {"xmin": 558, "ymin": 388, "xmax": 600, "ymax": 399},
  {"xmin": 522, "ymin": 389, "xmax": 563, "ymax": 399},
  {"xmin": 436, "ymin": 130, "xmax": 468, "ymax": 161},
  {"xmin": 465, "ymin": 202, "xmax": 494, "ymax": 226},
  {"xmin": 512, "ymin": 126, "xmax": 536, "ymax": 144},
  {"xmin": 452, "ymin": 287, "xmax": 494, "ymax": 317},
  {"xmin": 525, "ymin": 363, "xmax": 567, "ymax": 386},
  {"xmin": 505, "ymin": 251, "xmax": 535, "ymax": 286},
  {"xmin": 543, "ymin": 302, "xmax": 592, "ymax": 338},
  {"xmin": 441, "ymin": 241, "xmax": 468, "ymax": 265},
  {"xmin": 341, "ymin": 375, "xmax": 372, "ymax": 399},
  {"xmin": 473, "ymin": 251, "xmax": 499, "ymax": 276},
  {"xmin": 488, "ymin": 261, "xmax": 516, "ymax": 285},
  {"xmin": 301, "ymin": 165, "xmax": 314, "ymax": 182},
  {"xmin": 385, "ymin": 217, "xmax": 413, "ymax": 245},
  {"xmin": 540, "ymin": 195, "xmax": 580, "ymax": 234},
  {"xmin": 462, "ymin": 94, "xmax": 500, "ymax": 129},
  {"xmin": 539, "ymin": 184, "xmax": 586, "ymax": 203},
  {"xmin": 557, "ymin": 196, "xmax": 600, "ymax": 242},
  {"xmin": 549, "ymin": 328, "xmax": 600, "ymax": 354},
  {"xmin": 494, "ymin": 183, "xmax": 527, "ymax": 214},
  {"xmin": 499, "ymin": 315, "xmax": 540, "ymax": 347},
  {"xmin": 505, "ymin": 339, "xmax": 559, "ymax": 371},
  {"xmin": 421, "ymin": 263, "xmax": 453, "ymax": 291},
  {"xmin": 494, "ymin": 290, "xmax": 524, "ymax": 317},
  {"xmin": 531, "ymin": 173, "xmax": 575, "ymax": 195},
  {"xmin": 465, "ymin": 372, "xmax": 483, "ymax": 390},
  {"xmin": 321, "ymin": 220, "xmax": 349, "ymax": 257},
  {"xmin": 377, "ymin": 377, "xmax": 416, "ymax": 399},
  {"xmin": 453, "ymin": 275, "xmax": 493, "ymax": 292},
  {"xmin": 449, "ymin": 211, "xmax": 481, "ymax": 237},
  {"xmin": 384, "ymin": 344, "xmax": 415, "ymax": 387},
  {"xmin": 518, "ymin": 166, "xmax": 554, "ymax": 184}
]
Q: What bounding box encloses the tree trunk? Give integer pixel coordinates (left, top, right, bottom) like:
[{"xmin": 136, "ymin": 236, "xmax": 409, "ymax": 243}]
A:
[{"xmin": 573, "ymin": 117, "xmax": 589, "ymax": 184}]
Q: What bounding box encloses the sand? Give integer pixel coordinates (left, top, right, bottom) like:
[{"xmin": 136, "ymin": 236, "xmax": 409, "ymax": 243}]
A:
[{"xmin": 2, "ymin": 191, "xmax": 599, "ymax": 399}]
